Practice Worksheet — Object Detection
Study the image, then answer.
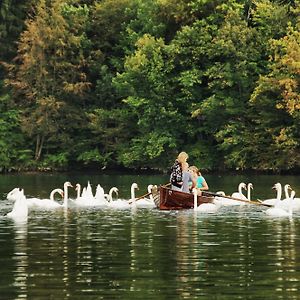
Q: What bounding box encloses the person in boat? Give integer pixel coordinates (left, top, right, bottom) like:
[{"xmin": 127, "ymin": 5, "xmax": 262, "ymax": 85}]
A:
[
  {"xmin": 189, "ymin": 166, "xmax": 209, "ymax": 195},
  {"xmin": 170, "ymin": 151, "xmax": 189, "ymax": 191},
  {"xmin": 181, "ymin": 162, "xmax": 196, "ymax": 193}
]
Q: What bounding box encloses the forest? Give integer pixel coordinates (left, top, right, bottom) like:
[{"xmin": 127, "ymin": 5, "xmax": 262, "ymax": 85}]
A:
[{"xmin": 0, "ymin": 0, "xmax": 299, "ymax": 173}]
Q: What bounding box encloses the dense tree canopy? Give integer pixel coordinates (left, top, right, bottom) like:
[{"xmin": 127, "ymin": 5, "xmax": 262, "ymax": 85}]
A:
[{"xmin": 0, "ymin": 0, "xmax": 300, "ymax": 173}]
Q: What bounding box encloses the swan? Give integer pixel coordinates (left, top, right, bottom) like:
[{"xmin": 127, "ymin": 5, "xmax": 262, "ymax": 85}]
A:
[
  {"xmin": 27, "ymin": 189, "xmax": 64, "ymax": 209},
  {"xmin": 193, "ymin": 188, "xmax": 219, "ymax": 213},
  {"xmin": 74, "ymin": 183, "xmax": 83, "ymax": 201},
  {"xmin": 134, "ymin": 184, "xmax": 156, "ymax": 208},
  {"xmin": 85, "ymin": 181, "xmax": 94, "ymax": 199},
  {"xmin": 231, "ymin": 182, "xmax": 248, "ymax": 200},
  {"xmin": 212, "ymin": 191, "xmax": 232, "ymax": 207},
  {"xmin": 94, "ymin": 184, "xmax": 108, "ymax": 205},
  {"xmin": 62, "ymin": 181, "xmax": 73, "ymax": 207},
  {"xmin": 73, "ymin": 182, "xmax": 98, "ymax": 206},
  {"xmin": 25, "ymin": 181, "xmax": 72, "ymax": 208},
  {"xmin": 105, "ymin": 187, "xmax": 119, "ymax": 202},
  {"xmin": 129, "ymin": 183, "xmax": 139, "ymax": 207},
  {"xmin": 7, "ymin": 189, "xmax": 28, "ymax": 221},
  {"xmin": 107, "ymin": 183, "xmax": 138, "ymax": 209},
  {"xmin": 7, "ymin": 188, "xmax": 22, "ymax": 201},
  {"xmin": 261, "ymin": 183, "xmax": 282, "ymax": 206},
  {"xmin": 265, "ymin": 190, "xmax": 295, "ymax": 217},
  {"xmin": 215, "ymin": 183, "xmax": 247, "ymax": 206},
  {"xmin": 276, "ymin": 185, "xmax": 300, "ymax": 210},
  {"xmin": 79, "ymin": 182, "xmax": 94, "ymax": 202}
]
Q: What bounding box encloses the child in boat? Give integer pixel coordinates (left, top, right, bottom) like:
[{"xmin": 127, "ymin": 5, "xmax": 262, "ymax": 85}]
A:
[
  {"xmin": 181, "ymin": 162, "xmax": 196, "ymax": 193},
  {"xmin": 189, "ymin": 166, "xmax": 209, "ymax": 194}
]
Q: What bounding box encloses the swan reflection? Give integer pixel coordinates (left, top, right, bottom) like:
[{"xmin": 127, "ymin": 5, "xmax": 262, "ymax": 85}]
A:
[{"xmin": 12, "ymin": 220, "xmax": 28, "ymax": 300}]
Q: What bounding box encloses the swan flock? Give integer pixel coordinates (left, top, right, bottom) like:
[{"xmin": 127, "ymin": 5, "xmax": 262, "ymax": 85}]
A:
[{"xmin": 5, "ymin": 181, "xmax": 299, "ymax": 221}]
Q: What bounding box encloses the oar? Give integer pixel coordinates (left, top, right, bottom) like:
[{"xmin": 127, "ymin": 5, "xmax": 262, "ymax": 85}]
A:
[
  {"xmin": 128, "ymin": 182, "xmax": 171, "ymax": 204},
  {"xmin": 202, "ymin": 191, "xmax": 273, "ymax": 207}
]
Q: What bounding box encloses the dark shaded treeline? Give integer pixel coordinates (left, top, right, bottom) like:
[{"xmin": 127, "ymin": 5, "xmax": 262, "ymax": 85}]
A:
[{"xmin": 0, "ymin": 0, "xmax": 300, "ymax": 173}]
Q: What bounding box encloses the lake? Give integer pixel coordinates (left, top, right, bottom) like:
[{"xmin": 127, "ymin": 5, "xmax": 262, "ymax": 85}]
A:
[{"xmin": 0, "ymin": 172, "xmax": 300, "ymax": 299}]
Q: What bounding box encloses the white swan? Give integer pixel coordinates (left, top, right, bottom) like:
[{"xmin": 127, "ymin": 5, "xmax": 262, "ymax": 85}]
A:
[
  {"xmin": 134, "ymin": 184, "xmax": 156, "ymax": 208},
  {"xmin": 265, "ymin": 190, "xmax": 295, "ymax": 217},
  {"xmin": 74, "ymin": 182, "xmax": 98, "ymax": 206},
  {"xmin": 193, "ymin": 188, "xmax": 218, "ymax": 213},
  {"xmin": 216, "ymin": 183, "xmax": 247, "ymax": 206},
  {"xmin": 277, "ymin": 185, "xmax": 300, "ymax": 210},
  {"xmin": 231, "ymin": 182, "xmax": 248, "ymax": 200},
  {"xmin": 75, "ymin": 183, "xmax": 83, "ymax": 201},
  {"xmin": 62, "ymin": 181, "xmax": 73, "ymax": 207},
  {"xmin": 85, "ymin": 181, "xmax": 94, "ymax": 199},
  {"xmin": 7, "ymin": 188, "xmax": 22, "ymax": 201},
  {"xmin": 94, "ymin": 184, "xmax": 108, "ymax": 206},
  {"xmin": 108, "ymin": 183, "xmax": 138, "ymax": 209},
  {"xmin": 25, "ymin": 181, "xmax": 72, "ymax": 209},
  {"xmin": 261, "ymin": 183, "xmax": 282, "ymax": 206},
  {"xmin": 129, "ymin": 183, "xmax": 139, "ymax": 207},
  {"xmin": 27, "ymin": 189, "xmax": 64, "ymax": 209},
  {"xmin": 105, "ymin": 187, "xmax": 119, "ymax": 202},
  {"xmin": 7, "ymin": 189, "xmax": 28, "ymax": 221}
]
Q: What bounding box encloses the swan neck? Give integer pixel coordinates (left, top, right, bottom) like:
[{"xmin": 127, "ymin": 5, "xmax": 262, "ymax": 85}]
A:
[
  {"xmin": 284, "ymin": 186, "xmax": 290, "ymax": 199},
  {"xmin": 64, "ymin": 185, "xmax": 68, "ymax": 206},
  {"xmin": 274, "ymin": 186, "xmax": 282, "ymax": 206},
  {"xmin": 193, "ymin": 190, "xmax": 197, "ymax": 210},
  {"xmin": 131, "ymin": 187, "xmax": 136, "ymax": 202},
  {"xmin": 247, "ymin": 188, "xmax": 251, "ymax": 201}
]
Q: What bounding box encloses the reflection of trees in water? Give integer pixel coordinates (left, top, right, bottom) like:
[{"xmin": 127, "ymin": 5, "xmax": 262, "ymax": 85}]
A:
[
  {"xmin": 175, "ymin": 212, "xmax": 202, "ymax": 298},
  {"xmin": 173, "ymin": 210, "xmax": 300, "ymax": 298},
  {"xmin": 129, "ymin": 209, "xmax": 158, "ymax": 295},
  {"xmin": 262, "ymin": 218, "xmax": 298, "ymax": 296}
]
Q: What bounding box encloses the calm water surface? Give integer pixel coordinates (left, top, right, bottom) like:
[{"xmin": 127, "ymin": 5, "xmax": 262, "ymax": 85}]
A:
[{"xmin": 0, "ymin": 173, "xmax": 300, "ymax": 299}]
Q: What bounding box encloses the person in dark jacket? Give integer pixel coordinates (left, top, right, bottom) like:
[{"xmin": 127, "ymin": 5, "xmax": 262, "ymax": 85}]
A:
[{"xmin": 170, "ymin": 152, "xmax": 189, "ymax": 191}]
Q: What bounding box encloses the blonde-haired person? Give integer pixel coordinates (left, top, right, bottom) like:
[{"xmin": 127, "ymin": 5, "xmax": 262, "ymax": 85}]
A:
[
  {"xmin": 189, "ymin": 166, "xmax": 209, "ymax": 195},
  {"xmin": 170, "ymin": 151, "xmax": 189, "ymax": 191}
]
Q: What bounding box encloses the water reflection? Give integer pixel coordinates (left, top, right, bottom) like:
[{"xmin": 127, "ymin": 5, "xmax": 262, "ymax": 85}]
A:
[
  {"xmin": 12, "ymin": 221, "xmax": 28, "ymax": 300},
  {"xmin": 1, "ymin": 172, "xmax": 300, "ymax": 299}
]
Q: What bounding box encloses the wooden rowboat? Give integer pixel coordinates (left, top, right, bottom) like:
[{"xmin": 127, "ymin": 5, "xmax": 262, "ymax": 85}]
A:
[{"xmin": 153, "ymin": 185, "xmax": 214, "ymax": 210}]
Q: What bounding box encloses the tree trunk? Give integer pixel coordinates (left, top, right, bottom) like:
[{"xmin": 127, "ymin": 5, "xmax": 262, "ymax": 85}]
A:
[{"xmin": 35, "ymin": 134, "xmax": 45, "ymax": 161}]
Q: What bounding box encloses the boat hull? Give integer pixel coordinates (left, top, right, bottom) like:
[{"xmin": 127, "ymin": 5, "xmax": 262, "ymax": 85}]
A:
[{"xmin": 156, "ymin": 186, "xmax": 214, "ymax": 210}]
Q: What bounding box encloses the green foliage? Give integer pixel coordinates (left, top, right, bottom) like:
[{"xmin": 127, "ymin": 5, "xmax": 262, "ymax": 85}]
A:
[
  {"xmin": 41, "ymin": 152, "xmax": 69, "ymax": 169},
  {"xmin": 77, "ymin": 148, "xmax": 111, "ymax": 168},
  {"xmin": 2, "ymin": 0, "xmax": 300, "ymax": 172},
  {"xmin": 118, "ymin": 132, "xmax": 176, "ymax": 169},
  {"xmin": 0, "ymin": 88, "xmax": 31, "ymax": 171},
  {"xmin": 249, "ymin": 19, "xmax": 300, "ymax": 170}
]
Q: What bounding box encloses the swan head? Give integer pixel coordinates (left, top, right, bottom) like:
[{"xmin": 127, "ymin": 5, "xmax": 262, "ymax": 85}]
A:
[
  {"xmin": 272, "ymin": 182, "xmax": 281, "ymax": 190},
  {"xmin": 131, "ymin": 183, "xmax": 139, "ymax": 191},
  {"xmin": 7, "ymin": 188, "xmax": 22, "ymax": 201},
  {"xmin": 240, "ymin": 182, "xmax": 247, "ymax": 189},
  {"xmin": 75, "ymin": 183, "xmax": 81, "ymax": 191},
  {"xmin": 247, "ymin": 183, "xmax": 253, "ymax": 190},
  {"xmin": 216, "ymin": 191, "xmax": 225, "ymax": 196},
  {"xmin": 290, "ymin": 190, "xmax": 296, "ymax": 199},
  {"xmin": 147, "ymin": 184, "xmax": 154, "ymax": 193},
  {"xmin": 284, "ymin": 184, "xmax": 292, "ymax": 191},
  {"xmin": 50, "ymin": 188, "xmax": 64, "ymax": 199},
  {"xmin": 64, "ymin": 181, "xmax": 73, "ymax": 188},
  {"xmin": 110, "ymin": 187, "xmax": 119, "ymax": 193}
]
